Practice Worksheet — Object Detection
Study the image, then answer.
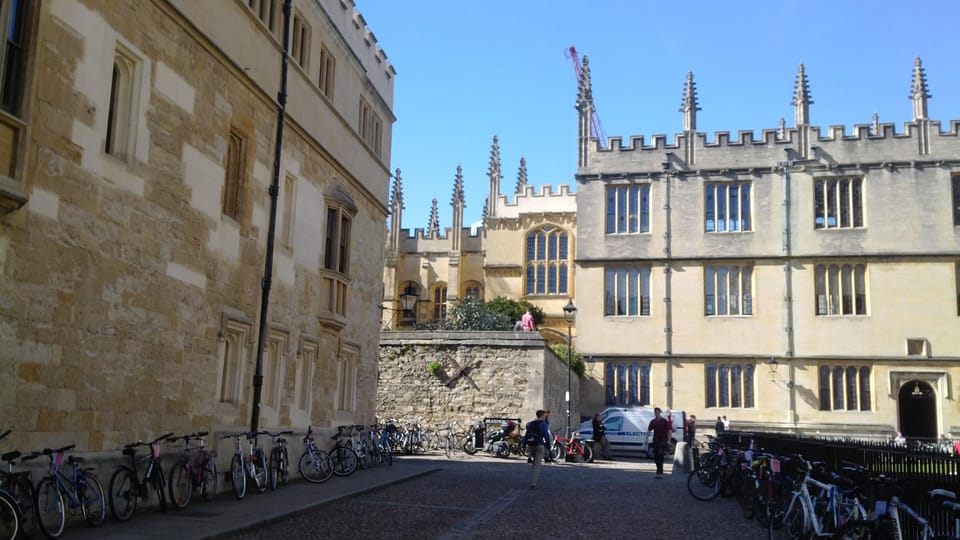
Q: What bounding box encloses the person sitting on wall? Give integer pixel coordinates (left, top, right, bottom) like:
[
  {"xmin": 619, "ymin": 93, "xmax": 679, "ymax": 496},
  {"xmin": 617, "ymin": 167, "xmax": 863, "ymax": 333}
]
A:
[{"xmin": 521, "ymin": 308, "xmax": 536, "ymax": 331}]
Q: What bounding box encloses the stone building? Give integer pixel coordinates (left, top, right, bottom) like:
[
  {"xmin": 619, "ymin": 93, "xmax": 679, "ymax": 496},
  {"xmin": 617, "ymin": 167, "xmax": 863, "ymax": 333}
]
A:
[
  {"xmin": 382, "ymin": 137, "xmax": 577, "ymax": 344},
  {"xmin": 1, "ymin": 0, "xmax": 394, "ymax": 451},
  {"xmin": 385, "ymin": 56, "xmax": 960, "ymax": 439}
]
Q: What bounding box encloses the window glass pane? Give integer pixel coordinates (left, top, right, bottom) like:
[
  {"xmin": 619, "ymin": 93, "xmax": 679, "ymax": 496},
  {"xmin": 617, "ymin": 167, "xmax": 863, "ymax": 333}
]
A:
[
  {"xmin": 558, "ymin": 233, "xmax": 568, "ymax": 260},
  {"xmin": 855, "ymin": 265, "xmax": 866, "ymax": 314},
  {"xmin": 526, "ymin": 234, "xmax": 535, "ymax": 261},
  {"xmin": 548, "ymin": 233, "xmax": 557, "ymax": 261},
  {"xmin": 839, "ymin": 179, "xmax": 850, "ymax": 227},
  {"xmin": 559, "ymin": 265, "xmax": 568, "ymax": 294},
  {"xmin": 742, "ymin": 267, "xmax": 753, "ymax": 315},
  {"xmin": 706, "ymin": 364, "xmax": 717, "ymax": 408},
  {"xmin": 324, "ymin": 208, "xmax": 337, "ymax": 270},
  {"xmin": 731, "ymin": 365, "xmax": 742, "ymax": 407},
  {"xmin": 841, "ymin": 264, "xmax": 853, "ymax": 314},
  {"xmin": 729, "ymin": 185, "xmax": 740, "ymax": 231},
  {"xmin": 604, "ymin": 268, "xmax": 615, "ymax": 316},
  {"xmin": 832, "ymin": 366, "xmax": 844, "ymax": 410},
  {"xmin": 628, "ymin": 364, "xmax": 639, "ymax": 405},
  {"xmin": 616, "ymin": 269, "xmax": 626, "ymax": 316},
  {"xmin": 826, "ymin": 179, "xmax": 838, "ymax": 227},
  {"xmin": 718, "ymin": 365, "xmax": 729, "ymax": 407},
  {"xmin": 640, "ymin": 364, "xmax": 651, "ymax": 406},
  {"xmin": 717, "ymin": 266, "xmax": 728, "ymax": 315},
  {"xmin": 829, "ymin": 265, "xmax": 840, "ymax": 315},
  {"xmin": 605, "ymin": 363, "xmax": 616, "ymax": 404},
  {"xmin": 606, "ymin": 188, "xmax": 616, "ymax": 234},
  {"xmin": 628, "ymin": 186, "xmax": 639, "ymax": 233},
  {"xmin": 536, "ymin": 265, "xmax": 545, "ymax": 294},
  {"xmin": 536, "ymin": 233, "xmax": 546, "ymax": 260},
  {"xmin": 743, "ymin": 364, "xmax": 754, "ymax": 407},
  {"xmin": 819, "ymin": 366, "xmax": 831, "ymax": 410},
  {"xmin": 729, "ymin": 266, "xmax": 740, "ymax": 315},
  {"xmin": 741, "ymin": 184, "xmax": 751, "ymax": 231},
  {"xmin": 814, "ymin": 179, "xmax": 825, "ymax": 228},
  {"xmin": 547, "ymin": 264, "xmax": 557, "ymax": 294},
  {"xmin": 640, "ymin": 186, "xmax": 650, "ymax": 233},
  {"xmin": 716, "ymin": 184, "xmax": 727, "ymax": 231},
  {"xmin": 852, "ymin": 178, "xmax": 863, "ymax": 227},
  {"xmin": 628, "ymin": 268, "xmax": 638, "ymax": 316},
  {"xmin": 859, "ymin": 367, "xmax": 871, "ymax": 411},
  {"xmin": 846, "ymin": 366, "xmax": 857, "ymax": 411},
  {"xmin": 617, "ymin": 364, "xmax": 627, "ymax": 405},
  {"xmin": 640, "ymin": 267, "xmax": 651, "ymax": 316},
  {"xmin": 617, "ymin": 187, "xmax": 627, "ymax": 233},
  {"xmin": 815, "ymin": 265, "xmax": 827, "ymax": 315},
  {"xmin": 705, "ymin": 266, "xmax": 715, "ymax": 316},
  {"xmin": 705, "ymin": 184, "xmax": 715, "ymax": 232},
  {"xmin": 526, "ymin": 265, "xmax": 535, "ymax": 295}
]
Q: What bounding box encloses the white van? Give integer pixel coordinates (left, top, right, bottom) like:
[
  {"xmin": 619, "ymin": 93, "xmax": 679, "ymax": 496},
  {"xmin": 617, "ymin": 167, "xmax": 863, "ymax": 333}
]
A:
[{"xmin": 577, "ymin": 407, "xmax": 686, "ymax": 457}]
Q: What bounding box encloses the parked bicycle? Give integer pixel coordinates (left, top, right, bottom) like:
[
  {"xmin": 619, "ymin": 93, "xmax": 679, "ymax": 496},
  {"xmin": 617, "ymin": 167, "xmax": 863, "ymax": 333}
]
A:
[
  {"xmin": 108, "ymin": 432, "xmax": 173, "ymax": 522},
  {"xmin": 34, "ymin": 444, "xmax": 106, "ymax": 538},
  {"xmin": 298, "ymin": 426, "xmax": 334, "ymax": 484},
  {"xmin": 0, "ymin": 430, "xmax": 37, "ymax": 537},
  {"xmin": 551, "ymin": 432, "xmax": 594, "ymax": 463},
  {"xmin": 167, "ymin": 432, "xmax": 218, "ymax": 509},
  {"xmin": 329, "ymin": 426, "xmax": 359, "ymax": 476},
  {"xmin": 0, "ymin": 485, "xmax": 19, "ymax": 540},
  {"xmin": 367, "ymin": 424, "xmax": 392, "ymax": 467},
  {"xmin": 222, "ymin": 432, "xmax": 267, "ymax": 499},
  {"xmin": 265, "ymin": 430, "xmax": 292, "ymax": 490},
  {"xmin": 832, "ymin": 474, "xmax": 960, "ymax": 540}
]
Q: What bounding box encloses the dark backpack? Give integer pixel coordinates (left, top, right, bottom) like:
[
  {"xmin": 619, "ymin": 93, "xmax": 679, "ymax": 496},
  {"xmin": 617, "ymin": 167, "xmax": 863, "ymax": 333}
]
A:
[{"xmin": 523, "ymin": 420, "xmax": 542, "ymax": 446}]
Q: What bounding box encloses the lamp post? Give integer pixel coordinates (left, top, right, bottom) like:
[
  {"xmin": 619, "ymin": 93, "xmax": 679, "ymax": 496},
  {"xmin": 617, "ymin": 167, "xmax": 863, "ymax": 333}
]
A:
[
  {"xmin": 381, "ymin": 283, "xmax": 419, "ymax": 329},
  {"xmin": 563, "ymin": 299, "xmax": 577, "ymax": 436}
]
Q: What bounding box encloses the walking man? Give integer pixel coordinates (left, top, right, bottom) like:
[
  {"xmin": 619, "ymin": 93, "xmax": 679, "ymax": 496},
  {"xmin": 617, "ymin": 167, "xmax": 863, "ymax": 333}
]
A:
[
  {"xmin": 526, "ymin": 410, "xmax": 552, "ymax": 488},
  {"xmin": 647, "ymin": 407, "xmax": 673, "ymax": 478}
]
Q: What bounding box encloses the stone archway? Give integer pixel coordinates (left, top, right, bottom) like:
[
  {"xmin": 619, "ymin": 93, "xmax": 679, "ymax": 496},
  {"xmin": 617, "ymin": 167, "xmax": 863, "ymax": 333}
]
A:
[{"xmin": 897, "ymin": 380, "xmax": 937, "ymax": 439}]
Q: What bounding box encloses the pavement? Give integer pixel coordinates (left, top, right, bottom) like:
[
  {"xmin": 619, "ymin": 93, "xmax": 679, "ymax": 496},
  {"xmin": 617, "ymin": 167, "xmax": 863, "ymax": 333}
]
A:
[{"xmin": 63, "ymin": 458, "xmax": 439, "ymax": 540}]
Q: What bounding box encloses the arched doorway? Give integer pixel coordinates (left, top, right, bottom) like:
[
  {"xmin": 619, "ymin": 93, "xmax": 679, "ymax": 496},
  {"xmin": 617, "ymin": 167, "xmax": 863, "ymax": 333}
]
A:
[{"xmin": 897, "ymin": 380, "xmax": 937, "ymax": 439}]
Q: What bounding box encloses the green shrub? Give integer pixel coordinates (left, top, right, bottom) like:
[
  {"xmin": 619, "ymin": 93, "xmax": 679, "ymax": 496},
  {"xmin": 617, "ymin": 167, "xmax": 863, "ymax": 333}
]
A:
[
  {"xmin": 428, "ymin": 360, "xmax": 443, "ymax": 375},
  {"xmin": 485, "ymin": 296, "xmax": 544, "ymax": 327},
  {"xmin": 549, "ymin": 342, "xmax": 585, "ymax": 377}
]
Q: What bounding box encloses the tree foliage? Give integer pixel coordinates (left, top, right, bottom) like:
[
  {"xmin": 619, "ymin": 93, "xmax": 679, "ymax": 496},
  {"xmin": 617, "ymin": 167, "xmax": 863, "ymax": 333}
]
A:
[
  {"xmin": 549, "ymin": 342, "xmax": 585, "ymax": 376},
  {"xmin": 484, "ymin": 296, "xmax": 544, "ymax": 327},
  {"xmin": 414, "ymin": 297, "xmax": 512, "ymax": 331}
]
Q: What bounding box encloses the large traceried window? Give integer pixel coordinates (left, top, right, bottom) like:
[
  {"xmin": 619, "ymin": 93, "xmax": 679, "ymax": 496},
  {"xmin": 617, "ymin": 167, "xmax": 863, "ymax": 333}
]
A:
[
  {"xmin": 818, "ymin": 365, "xmax": 871, "ymax": 411},
  {"xmin": 606, "ymin": 184, "xmax": 650, "ymax": 234},
  {"xmin": 815, "ymin": 263, "xmax": 867, "ymax": 316},
  {"xmin": 814, "ymin": 177, "xmax": 863, "ymax": 229},
  {"xmin": 705, "ymin": 363, "xmax": 755, "ymax": 408},
  {"xmin": 525, "ymin": 225, "xmax": 570, "ymax": 296},
  {"xmin": 705, "ymin": 182, "xmax": 751, "ymax": 232},
  {"xmin": 604, "ymin": 362, "xmax": 651, "ymax": 406},
  {"xmin": 705, "ymin": 265, "xmax": 753, "ymax": 316},
  {"xmin": 604, "ymin": 266, "xmax": 651, "ymax": 317}
]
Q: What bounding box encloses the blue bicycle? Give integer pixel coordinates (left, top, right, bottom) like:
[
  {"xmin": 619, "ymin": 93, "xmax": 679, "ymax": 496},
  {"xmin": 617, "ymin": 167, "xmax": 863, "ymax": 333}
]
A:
[{"xmin": 34, "ymin": 444, "xmax": 105, "ymax": 538}]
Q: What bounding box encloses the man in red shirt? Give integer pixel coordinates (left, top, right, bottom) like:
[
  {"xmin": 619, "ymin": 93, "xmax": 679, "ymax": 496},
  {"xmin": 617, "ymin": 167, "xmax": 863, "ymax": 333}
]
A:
[{"xmin": 647, "ymin": 407, "xmax": 673, "ymax": 479}]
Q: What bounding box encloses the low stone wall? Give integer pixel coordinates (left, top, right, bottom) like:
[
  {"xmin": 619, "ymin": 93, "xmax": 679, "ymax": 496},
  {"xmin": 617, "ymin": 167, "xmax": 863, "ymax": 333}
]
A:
[{"xmin": 377, "ymin": 331, "xmax": 581, "ymax": 431}]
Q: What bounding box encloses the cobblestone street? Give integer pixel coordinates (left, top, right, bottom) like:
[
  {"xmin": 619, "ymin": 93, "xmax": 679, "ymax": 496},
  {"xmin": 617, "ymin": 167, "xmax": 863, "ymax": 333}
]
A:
[{"xmin": 232, "ymin": 454, "xmax": 763, "ymax": 540}]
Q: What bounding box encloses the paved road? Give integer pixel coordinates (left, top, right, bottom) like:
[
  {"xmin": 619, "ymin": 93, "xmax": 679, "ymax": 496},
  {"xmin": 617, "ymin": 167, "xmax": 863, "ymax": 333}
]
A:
[{"xmin": 232, "ymin": 454, "xmax": 765, "ymax": 540}]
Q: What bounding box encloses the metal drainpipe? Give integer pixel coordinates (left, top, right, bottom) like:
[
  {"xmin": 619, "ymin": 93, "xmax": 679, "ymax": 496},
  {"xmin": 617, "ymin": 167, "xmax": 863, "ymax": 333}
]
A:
[
  {"xmin": 780, "ymin": 151, "xmax": 797, "ymax": 428},
  {"xmin": 662, "ymin": 156, "xmax": 673, "ymax": 409},
  {"xmin": 250, "ymin": 0, "xmax": 292, "ymax": 434}
]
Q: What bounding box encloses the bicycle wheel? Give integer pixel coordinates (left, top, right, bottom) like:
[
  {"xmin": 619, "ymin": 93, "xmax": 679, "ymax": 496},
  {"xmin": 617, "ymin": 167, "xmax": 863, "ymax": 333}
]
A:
[
  {"xmin": 277, "ymin": 448, "xmax": 289, "ymax": 486},
  {"xmin": 10, "ymin": 475, "xmax": 36, "ymax": 537},
  {"xmin": 782, "ymin": 498, "xmax": 807, "ymax": 540},
  {"xmin": 230, "ymin": 455, "xmax": 246, "ymax": 500},
  {"xmin": 330, "ymin": 447, "xmax": 358, "ymax": 477},
  {"xmin": 268, "ymin": 449, "xmax": 279, "ymax": 491},
  {"xmin": 298, "ymin": 450, "xmax": 334, "ymax": 483},
  {"xmin": 380, "ymin": 443, "xmax": 393, "ymax": 467},
  {"xmin": 80, "ymin": 472, "xmax": 106, "ymax": 526},
  {"xmin": 168, "ymin": 461, "xmax": 192, "ymax": 509},
  {"xmin": 0, "ymin": 490, "xmax": 19, "ymax": 540},
  {"xmin": 152, "ymin": 465, "xmax": 167, "ymax": 513},
  {"xmin": 582, "ymin": 443, "xmax": 594, "ymax": 463},
  {"xmin": 831, "ymin": 520, "xmax": 886, "ymax": 539},
  {"xmin": 251, "ymin": 451, "xmax": 267, "ymax": 494},
  {"xmin": 200, "ymin": 457, "xmax": 218, "ymax": 501},
  {"xmin": 108, "ymin": 466, "xmax": 137, "ymax": 522},
  {"xmin": 34, "ymin": 478, "xmax": 65, "ymax": 538},
  {"xmin": 738, "ymin": 474, "xmax": 757, "ymax": 520},
  {"xmin": 550, "ymin": 443, "xmax": 565, "ymax": 462},
  {"xmin": 687, "ymin": 467, "xmax": 722, "ymax": 501}
]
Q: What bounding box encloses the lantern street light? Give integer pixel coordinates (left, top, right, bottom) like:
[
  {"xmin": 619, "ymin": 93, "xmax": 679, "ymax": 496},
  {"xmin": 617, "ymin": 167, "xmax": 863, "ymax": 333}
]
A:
[
  {"xmin": 380, "ymin": 283, "xmax": 419, "ymax": 329},
  {"xmin": 563, "ymin": 299, "xmax": 577, "ymax": 436}
]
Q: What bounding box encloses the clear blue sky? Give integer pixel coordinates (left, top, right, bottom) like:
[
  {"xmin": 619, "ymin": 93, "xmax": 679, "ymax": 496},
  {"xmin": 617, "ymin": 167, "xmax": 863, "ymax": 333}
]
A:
[{"xmin": 357, "ymin": 1, "xmax": 960, "ymax": 232}]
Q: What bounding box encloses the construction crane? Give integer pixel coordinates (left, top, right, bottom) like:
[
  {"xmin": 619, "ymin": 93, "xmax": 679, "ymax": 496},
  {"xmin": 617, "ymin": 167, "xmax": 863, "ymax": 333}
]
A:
[{"xmin": 566, "ymin": 46, "xmax": 607, "ymax": 149}]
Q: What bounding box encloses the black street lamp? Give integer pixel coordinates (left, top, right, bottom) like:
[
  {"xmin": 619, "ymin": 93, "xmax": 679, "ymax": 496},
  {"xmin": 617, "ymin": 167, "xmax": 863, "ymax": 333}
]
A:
[
  {"xmin": 563, "ymin": 299, "xmax": 577, "ymax": 436},
  {"xmin": 381, "ymin": 283, "xmax": 419, "ymax": 329}
]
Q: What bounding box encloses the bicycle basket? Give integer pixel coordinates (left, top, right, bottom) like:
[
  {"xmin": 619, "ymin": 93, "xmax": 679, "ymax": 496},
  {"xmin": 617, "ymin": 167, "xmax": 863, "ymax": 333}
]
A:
[
  {"xmin": 54, "ymin": 450, "xmax": 66, "ymax": 466},
  {"xmin": 152, "ymin": 443, "xmax": 161, "ymax": 459}
]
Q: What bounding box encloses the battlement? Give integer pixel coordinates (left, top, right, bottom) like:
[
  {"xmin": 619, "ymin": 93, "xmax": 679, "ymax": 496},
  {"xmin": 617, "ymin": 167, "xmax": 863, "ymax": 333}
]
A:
[
  {"xmin": 323, "ymin": 0, "xmax": 396, "ymax": 106},
  {"xmin": 586, "ymin": 120, "xmax": 960, "ymax": 173},
  {"xmin": 494, "ymin": 183, "xmax": 577, "ymax": 219},
  {"xmin": 395, "ymin": 226, "xmax": 483, "ymax": 254}
]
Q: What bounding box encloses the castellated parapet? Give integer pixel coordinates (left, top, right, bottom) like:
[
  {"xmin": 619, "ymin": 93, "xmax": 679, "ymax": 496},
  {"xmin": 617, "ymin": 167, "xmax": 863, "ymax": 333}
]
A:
[
  {"xmin": 584, "ymin": 121, "xmax": 960, "ymax": 175},
  {"xmin": 491, "ymin": 183, "xmax": 577, "ymax": 219},
  {"xmin": 324, "ymin": 0, "xmax": 396, "ymax": 106},
  {"xmin": 396, "ymin": 226, "xmax": 483, "ymax": 254}
]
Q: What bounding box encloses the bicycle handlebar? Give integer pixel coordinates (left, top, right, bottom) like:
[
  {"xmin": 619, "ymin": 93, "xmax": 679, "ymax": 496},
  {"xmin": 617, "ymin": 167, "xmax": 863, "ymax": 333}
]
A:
[{"xmin": 41, "ymin": 444, "xmax": 76, "ymax": 455}]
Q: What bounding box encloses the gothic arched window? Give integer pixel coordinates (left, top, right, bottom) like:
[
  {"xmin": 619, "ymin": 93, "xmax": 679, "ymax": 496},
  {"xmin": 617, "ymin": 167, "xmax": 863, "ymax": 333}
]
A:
[{"xmin": 525, "ymin": 225, "xmax": 570, "ymax": 296}]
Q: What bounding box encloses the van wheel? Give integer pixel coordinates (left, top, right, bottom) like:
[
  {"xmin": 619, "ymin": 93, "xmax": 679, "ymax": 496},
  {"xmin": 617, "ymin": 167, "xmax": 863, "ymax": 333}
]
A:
[{"xmin": 666, "ymin": 440, "xmax": 677, "ymax": 456}]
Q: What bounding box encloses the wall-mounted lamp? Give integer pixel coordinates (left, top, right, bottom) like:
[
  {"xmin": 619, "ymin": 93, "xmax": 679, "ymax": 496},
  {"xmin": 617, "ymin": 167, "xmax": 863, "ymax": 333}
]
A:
[
  {"xmin": 380, "ymin": 283, "xmax": 420, "ymax": 329},
  {"xmin": 911, "ymin": 382, "xmax": 924, "ymax": 399},
  {"xmin": 768, "ymin": 357, "xmax": 779, "ymax": 375}
]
